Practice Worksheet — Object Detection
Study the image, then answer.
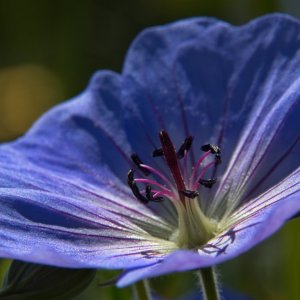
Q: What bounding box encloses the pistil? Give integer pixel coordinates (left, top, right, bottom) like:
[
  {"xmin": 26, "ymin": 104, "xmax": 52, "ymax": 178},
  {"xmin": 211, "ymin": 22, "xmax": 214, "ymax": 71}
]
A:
[{"xmin": 159, "ymin": 130, "xmax": 186, "ymax": 203}]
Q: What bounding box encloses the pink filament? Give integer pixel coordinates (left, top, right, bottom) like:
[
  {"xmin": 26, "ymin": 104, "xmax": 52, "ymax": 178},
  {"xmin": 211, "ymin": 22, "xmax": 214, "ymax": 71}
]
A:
[
  {"xmin": 139, "ymin": 164, "xmax": 174, "ymax": 189},
  {"xmin": 153, "ymin": 190, "xmax": 175, "ymax": 198},
  {"xmin": 140, "ymin": 189, "xmax": 174, "ymax": 198},
  {"xmin": 191, "ymin": 150, "xmax": 211, "ymax": 183},
  {"xmin": 192, "ymin": 161, "xmax": 215, "ymax": 190},
  {"xmin": 134, "ymin": 178, "xmax": 172, "ymax": 194}
]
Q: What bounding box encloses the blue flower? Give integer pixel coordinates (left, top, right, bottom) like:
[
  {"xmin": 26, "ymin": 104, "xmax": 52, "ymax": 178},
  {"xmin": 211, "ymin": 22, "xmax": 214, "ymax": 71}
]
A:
[{"xmin": 0, "ymin": 13, "xmax": 299, "ymax": 288}]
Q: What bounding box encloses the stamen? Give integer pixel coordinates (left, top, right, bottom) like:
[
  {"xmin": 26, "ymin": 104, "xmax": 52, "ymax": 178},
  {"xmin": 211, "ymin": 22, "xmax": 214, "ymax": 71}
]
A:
[
  {"xmin": 177, "ymin": 136, "xmax": 194, "ymax": 159},
  {"xmin": 134, "ymin": 178, "xmax": 173, "ymax": 196},
  {"xmin": 145, "ymin": 185, "xmax": 163, "ymax": 202},
  {"xmin": 180, "ymin": 189, "xmax": 199, "ymax": 199},
  {"xmin": 152, "ymin": 148, "xmax": 164, "ymax": 157},
  {"xmin": 191, "ymin": 150, "xmax": 211, "ymax": 184},
  {"xmin": 131, "ymin": 154, "xmax": 150, "ymax": 176},
  {"xmin": 201, "ymin": 144, "xmax": 221, "ymax": 154},
  {"xmin": 139, "ymin": 164, "xmax": 174, "ymax": 190},
  {"xmin": 153, "ymin": 190, "xmax": 174, "ymax": 198},
  {"xmin": 128, "ymin": 133, "xmax": 221, "ymax": 211},
  {"xmin": 127, "ymin": 170, "xmax": 149, "ymax": 204},
  {"xmin": 193, "ymin": 161, "xmax": 216, "ymax": 190},
  {"xmin": 199, "ymin": 178, "xmax": 217, "ymax": 189},
  {"xmin": 127, "ymin": 169, "xmax": 134, "ymax": 185},
  {"xmin": 127, "ymin": 132, "xmax": 221, "ymax": 250}
]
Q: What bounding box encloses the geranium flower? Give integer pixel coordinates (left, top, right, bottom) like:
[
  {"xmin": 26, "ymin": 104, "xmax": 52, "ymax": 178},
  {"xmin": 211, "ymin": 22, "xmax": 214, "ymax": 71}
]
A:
[{"xmin": 0, "ymin": 13, "xmax": 299, "ymax": 291}]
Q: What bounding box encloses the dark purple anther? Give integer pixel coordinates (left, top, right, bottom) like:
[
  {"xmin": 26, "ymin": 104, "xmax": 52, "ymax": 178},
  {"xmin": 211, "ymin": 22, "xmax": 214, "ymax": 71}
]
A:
[
  {"xmin": 180, "ymin": 189, "xmax": 199, "ymax": 199},
  {"xmin": 127, "ymin": 169, "xmax": 149, "ymax": 204},
  {"xmin": 152, "ymin": 148, "xmax": 164, "ymax": 157},
  {"xmin": 177, "ymin": 136, "xmax": 194, "ymax": 159},
  {"xmin": 199, "ymin": 178, "xmax": 217, "ymax": 188},
  {"xmin": 131, "ymin": 153, "xmax": 150, "ymax": 176},
  {"xmin": 145, "ymin": 185, "xmax": 163, "ymax": 202},
  {"xmin": 201, "ymin": 144, "xmax": 221, "ymax": 154}
]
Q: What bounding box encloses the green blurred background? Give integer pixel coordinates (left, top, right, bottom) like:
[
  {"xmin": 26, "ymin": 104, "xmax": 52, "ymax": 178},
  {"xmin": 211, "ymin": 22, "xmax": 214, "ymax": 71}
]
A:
[{"xmin": 0, "ymin": 0, "xmax": 299, "ymax": 299}]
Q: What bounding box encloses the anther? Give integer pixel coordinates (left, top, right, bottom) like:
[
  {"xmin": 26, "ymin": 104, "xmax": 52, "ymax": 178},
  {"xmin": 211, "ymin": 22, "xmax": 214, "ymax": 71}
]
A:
[
  {"xmin": 131, "ymin": 153, "xmax": 150, "ymax": 176},
  {"xmin": 201, "ymin": 144, "xmax": 221, "ymax": 154},
  {"xmin": 180, "ymin": 189, "xmax": 199, "ymax": 199},
  {"xmin": 145, "ymin": 185, "xmax": 163, "ymax": 202},
  {"xmin": 127, "ymin": 169, "xmax": 135, "ymax": 186},
  {"xmin": 152, "ymin": 148, "xmax": 164, "ymax": 157},
  {"xmin": 199, "ymin": 178, "xmax": 217, "ymax": 188},
  {"xmin": 127, "ymin": 169, "xmax": 149, "ymax": 204},
  {"xmin": 177, "ymin": 136, "xmax": 194, "ymax": 159}
]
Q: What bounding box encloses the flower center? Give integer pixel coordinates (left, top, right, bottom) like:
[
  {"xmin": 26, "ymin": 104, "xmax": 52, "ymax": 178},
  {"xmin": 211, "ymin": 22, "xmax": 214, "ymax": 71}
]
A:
[{"xmin": 127, "ymin": 130, "xmax": 221, "ymax": 249}]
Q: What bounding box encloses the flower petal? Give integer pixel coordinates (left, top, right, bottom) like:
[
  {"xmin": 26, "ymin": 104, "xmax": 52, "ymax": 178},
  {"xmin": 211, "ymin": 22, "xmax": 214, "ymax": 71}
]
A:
[
  {"xmin": 207, "ymin": 15, "xmax": 300, "ymax": 214},
  {"xmin": 1, "ymin": 69, "xmax": 177, "ymax": 225},
  {"xmin": 14, "ymin": 70, "xmax": 133, "ymax": 180},
  {"xmin": 225, "ymin": 166, "xmax": 300, "ymax": 226},
  {"xmin": 122, "ymin": 17, "xmax": 225, "ymax": 147},
  {"xmin": 0, "ymin": 13, "xmax": 300, "ymax": 279},
  {"xmin": 123, "ymin": 14, "xmax": 300, "ymax": 209},
  {"xmin": 118, "ymin": 167, "xmax": 300, "ymax": 285},
  {"xmin": 0, "ymin": 187, "xmax": 177, "ymax": 269},
  {"xmin": 0, "ymin": 71, "xmax": 177, "ymax": 268}
]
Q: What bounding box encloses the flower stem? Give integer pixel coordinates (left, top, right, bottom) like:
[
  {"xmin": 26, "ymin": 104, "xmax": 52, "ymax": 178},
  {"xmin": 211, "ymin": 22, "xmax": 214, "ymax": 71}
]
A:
[
  {"xmin": 198, "ymin": 267, "xmax": 220, "ymax": 300},
  {"xmin": 133, "ymin": 280, "xmax": 152, "ymax": 300}
]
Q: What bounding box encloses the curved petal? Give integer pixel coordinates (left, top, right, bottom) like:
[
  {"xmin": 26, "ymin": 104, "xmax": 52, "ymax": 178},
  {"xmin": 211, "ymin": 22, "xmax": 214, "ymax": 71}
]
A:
[
  {"xmin": 118, "ymin": 182, "xmax": 300, "ymax": 286},
  {"xmin": 122, "ymin": 17, "xmax": 225, "ymax": 149},
  {"xmin": 0, "ymin": 71, "xmax": 177, "ymax": 268},
  {"xmin": 14, "ymin": 70, "xmax": 132, "ymax": 181},
  {"xmin": 224, "ymin": 166, "xmax": 300, "ymax": 226},
  {"xmin": 0, "ymin": 187, "xmax": 177, "ymax": 269},
  {"xmin": 123, "ymin": 14, "xmax": 300, "ymax": 209},
  {"xmin": 0, "ymin": 13, "xmax": 299, "ymax": 277}
]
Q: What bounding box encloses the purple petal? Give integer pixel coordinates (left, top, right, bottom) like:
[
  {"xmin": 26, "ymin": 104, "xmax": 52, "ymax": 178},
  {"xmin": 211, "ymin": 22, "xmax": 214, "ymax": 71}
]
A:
[
  {"xmin": 0, "ymin": 13, "xmax": 299, "ymax": 278},
  {"xmin": 123, "ymin": 14, "xmax": 300, "ymax": 199},
  {"xmin": 14, "ymin": 71, "xmax": 133, "ymax": 180},
  {"xmin": 0, "ymin": 72, "xmax": 177, "ymax": 268},
  {"xmin": 0, "ymin": 187, "xmax": 176, "ymax": 268},
  {"xmin": 226, "ymin": 166, "xmax": 300, "ymax": 226},
  {"xmin": 122, "ymin": 17, "xmax": 225, "ymax": 148},
  {"xmin": 118, "ymin": 167, "xmax": 300, "ymax": 286}
]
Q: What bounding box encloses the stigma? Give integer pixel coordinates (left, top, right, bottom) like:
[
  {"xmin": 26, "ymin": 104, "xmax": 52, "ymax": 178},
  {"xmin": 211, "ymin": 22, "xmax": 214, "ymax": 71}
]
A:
[{"xmin": 127, "ymin": 130, "xmax": 221, "ymax": 249}]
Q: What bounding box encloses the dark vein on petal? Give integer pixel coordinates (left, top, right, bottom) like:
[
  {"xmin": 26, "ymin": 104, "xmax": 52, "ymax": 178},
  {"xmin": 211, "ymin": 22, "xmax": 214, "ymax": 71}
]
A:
[
  {"xmin": 43, "ymin": 172, "xmax": 168, "ymax": 226},
  {"xmin": 72, "ymin": 115, "xmax": 133, "ymax": 167},
  {"xmin": 2, "ymin": 192, "xmax": 143, "ymax": 233},
  {"xmin": 2, "ymin": 148, "xmax": 173, "ymax": 230},
  {"xmin": 172, "ymin": 63, "xmax": 195, "ymax": 166},
  {"xmin": 137, "ymin": 68, "xmax": 166, "ymax": 130},
  {"xmin": 220, "ymin": 92, "xmax": 300, "ymax": 207},
  {"xmin": 2, "ymin": 219, "xmax": 153, "ymax": 242},
  {"xmin": 212, "ymin": 91, "xmax": 230, "ymax": 179},
  {"xmin": 216, "ymin": 76, "xmax": 296, "ymax": 196},
  {"xmin": 241, "ymin": 135, "xmax": 300, "ymax": 203},
  {"xmin": 236, "ymin": 101, "xmax": 300, "ymax": 197},
  {"xmin": 230, "ymin": 181, "xmax": 300, "ymax": 225}
]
